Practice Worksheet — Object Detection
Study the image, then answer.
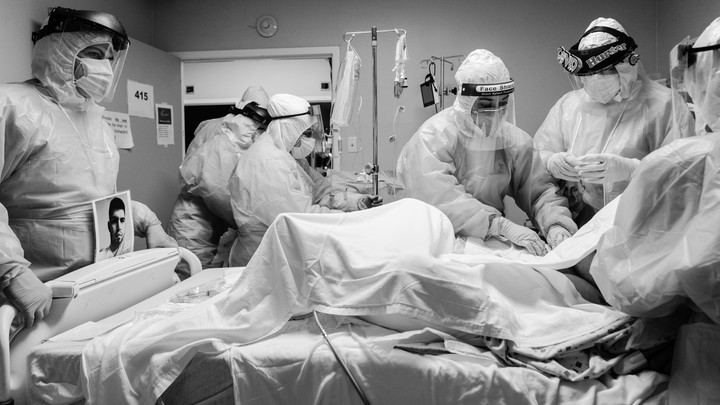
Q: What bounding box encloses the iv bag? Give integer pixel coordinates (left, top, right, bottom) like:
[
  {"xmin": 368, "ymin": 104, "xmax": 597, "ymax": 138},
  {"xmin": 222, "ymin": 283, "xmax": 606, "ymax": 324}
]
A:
[{"xmin": 331, "ymin": 44, "xmax": 361, "ymax": 128}]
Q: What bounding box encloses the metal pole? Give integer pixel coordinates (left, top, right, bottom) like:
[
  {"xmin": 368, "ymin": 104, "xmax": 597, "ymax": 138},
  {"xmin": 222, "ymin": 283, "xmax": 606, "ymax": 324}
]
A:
[
  {"xmin": 371, "ymin": 26, "xmax": 379, "ymax": 195},
  {"xmin": 440, "ymin": 56, "xmax": 445, "ymax": 110}
]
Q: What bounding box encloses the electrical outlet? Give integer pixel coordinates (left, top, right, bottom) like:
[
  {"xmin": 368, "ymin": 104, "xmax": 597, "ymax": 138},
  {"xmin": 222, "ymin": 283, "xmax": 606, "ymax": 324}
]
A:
[{"xmin": 348, "ymin": 137, "xmax": 358, "ymax": 153}]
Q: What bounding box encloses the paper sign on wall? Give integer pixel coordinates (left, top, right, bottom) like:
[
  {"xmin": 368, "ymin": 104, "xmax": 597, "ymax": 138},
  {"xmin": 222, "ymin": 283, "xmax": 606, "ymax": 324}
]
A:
[
  {"xmin": 127, "ymin": 80, "xmax": 155, "ymax": 118},
  {"xmin": 102, "ymin": 111, "xmax": 134, "ymax": 149},
  {"xmin": 156, "ymin": 103, "xmax": 174, "ymax": 146}
]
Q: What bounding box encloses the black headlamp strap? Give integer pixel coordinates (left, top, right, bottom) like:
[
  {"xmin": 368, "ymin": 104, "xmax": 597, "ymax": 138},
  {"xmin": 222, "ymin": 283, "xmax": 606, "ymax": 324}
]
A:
[
  {"xmin": 557, "ymin": 26, "xmax": 638, "ymax": 76},
  {"xmin": 272, "ymin": 107, "xmax": 313, "ymax": 120},
  {"xmin": 229, "ymin": 101, "xmax": 271, "ymax": 125},
  {"xmin": 689, "ymin": 43, "xmax": 720, "ymax": 55}
]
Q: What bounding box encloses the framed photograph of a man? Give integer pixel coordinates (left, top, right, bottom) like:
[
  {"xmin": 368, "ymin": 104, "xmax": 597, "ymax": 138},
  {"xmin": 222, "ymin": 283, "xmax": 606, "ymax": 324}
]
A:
[{"xmin": 92, "ymin": 191, "xmax": 134, "ymax": 262}]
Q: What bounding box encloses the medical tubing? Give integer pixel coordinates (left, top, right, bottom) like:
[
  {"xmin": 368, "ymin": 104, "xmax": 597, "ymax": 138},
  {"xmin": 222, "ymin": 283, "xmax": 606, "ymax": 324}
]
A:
[{"xmin": 312, "ymin": 311, "xmax": 371, "ymax": 405}]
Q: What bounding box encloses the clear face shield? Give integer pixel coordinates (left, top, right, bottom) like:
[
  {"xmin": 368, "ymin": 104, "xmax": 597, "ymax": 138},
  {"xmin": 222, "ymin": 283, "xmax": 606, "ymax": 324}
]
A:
[
  {"xmin": 32, "ymin": 7, "xmax": 130, "ymax": 103},
  {"xmin": 459, "ymin": 80, "xmax": 516, "ymax": 140},
  {"xmin": 557, "ymin": 26, "xmax": 639, "ymax": 104},
  {"xmin": 274, "ymin": 104, "xmax": 325, "ymax": 159},
  {"xmin": 670, "ymin": 36, "xmax": 720, "ymax": 134}
]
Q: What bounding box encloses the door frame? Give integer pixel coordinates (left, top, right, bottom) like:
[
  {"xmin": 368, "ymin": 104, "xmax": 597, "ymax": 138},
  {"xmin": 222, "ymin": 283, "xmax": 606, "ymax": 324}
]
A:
[{"xmin": 172, "ymin": 46, "xmax": 340, "ymax": 152}]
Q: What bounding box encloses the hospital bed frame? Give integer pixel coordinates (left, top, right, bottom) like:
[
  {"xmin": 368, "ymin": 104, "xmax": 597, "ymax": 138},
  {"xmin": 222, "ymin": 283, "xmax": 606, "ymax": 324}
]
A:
[{"xmin": 0, "ymin": 247, "xmax": 201, "ymax": 405}]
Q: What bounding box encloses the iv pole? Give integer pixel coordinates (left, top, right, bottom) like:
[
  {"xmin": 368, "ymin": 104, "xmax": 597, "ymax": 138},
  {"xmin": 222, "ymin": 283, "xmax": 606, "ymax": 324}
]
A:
[
  {"xmin": 343, "ymin": 26, "xmax": 406, "ymax": 195},
  {"xmin": 419, "ymin": 55, "xmax": 465, "ymax": 110}
]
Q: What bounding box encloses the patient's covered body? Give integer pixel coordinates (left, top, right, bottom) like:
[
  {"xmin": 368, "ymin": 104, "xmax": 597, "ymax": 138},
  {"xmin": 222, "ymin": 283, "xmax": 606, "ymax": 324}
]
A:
[{"xmin": 80, "ymin": 198, "xmax": 663, "ymax": 404}]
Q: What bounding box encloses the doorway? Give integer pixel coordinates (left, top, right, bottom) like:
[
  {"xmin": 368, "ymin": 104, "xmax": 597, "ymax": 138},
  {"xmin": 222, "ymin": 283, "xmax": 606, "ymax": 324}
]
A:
[{"xmin": 173, "ymin": 47, "xmax": 339, "ymax": 154}]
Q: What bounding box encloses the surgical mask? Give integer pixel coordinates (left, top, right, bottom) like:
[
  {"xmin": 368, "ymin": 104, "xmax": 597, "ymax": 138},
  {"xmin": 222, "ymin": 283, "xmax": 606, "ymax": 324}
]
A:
[
  {"xmin": 75, "ymin": 58, "xmax": 114, "ymax": 102},
  {"xmin": 292, "ymin": 136, "xmax": 315, "ymax": 159},
  {"xmin": 582, "ymin": 73, "xmax": 621, "ymax": 104},
  {"xmin": 471, "ymin": 108, "xmax": 506, "ymax": 138}
]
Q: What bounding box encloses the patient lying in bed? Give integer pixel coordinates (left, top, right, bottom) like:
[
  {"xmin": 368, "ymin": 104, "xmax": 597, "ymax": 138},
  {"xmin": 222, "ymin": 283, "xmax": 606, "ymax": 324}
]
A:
[{"xmin": 76, "ymin": 198, "xmax": 672, "ymax": 404}]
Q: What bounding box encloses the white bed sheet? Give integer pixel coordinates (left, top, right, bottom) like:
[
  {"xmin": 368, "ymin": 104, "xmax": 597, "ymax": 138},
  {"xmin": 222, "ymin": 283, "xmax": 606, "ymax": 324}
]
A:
[{"xmin": 29, "ymin": 314, "xmax": 668, "ymax": 405}]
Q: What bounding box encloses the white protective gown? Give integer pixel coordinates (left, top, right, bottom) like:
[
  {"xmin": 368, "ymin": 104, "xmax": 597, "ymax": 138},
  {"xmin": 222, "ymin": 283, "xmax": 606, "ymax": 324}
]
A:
[
  {"xmin": 397, "ymin": 106, "xmax": 576, "ymax": 240},
  {"xmin": 591, "ymin": 18, "xmax": 720, "ymax": 323},
  {"xmin": 535, "ymin": 75, "xmax": 694, "ymax": 211},
  {"xmin": 229, "ymin": 97, "xmax": 363, "ymax": 266},
  {"xmin": 167, "ymin": 114, "xmax": 259, "ymax": 273},
  {"xmin": 0, "ymin": 31, "xmax": 162, "ymax": 287}
]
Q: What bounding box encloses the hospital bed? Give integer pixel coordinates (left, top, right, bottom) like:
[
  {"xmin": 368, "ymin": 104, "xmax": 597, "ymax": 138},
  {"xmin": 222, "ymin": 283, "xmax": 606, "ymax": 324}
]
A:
[
  {"xmin": 0, "ymin": 247, "xmax": 201, "ymax": 405},
  {"xmin": 23, "ymin": 265, "xmax": 670, "ymax": 405},
  {"xmin": 19, "ymin": 198, "xmax": 680, "ymax": 404}
]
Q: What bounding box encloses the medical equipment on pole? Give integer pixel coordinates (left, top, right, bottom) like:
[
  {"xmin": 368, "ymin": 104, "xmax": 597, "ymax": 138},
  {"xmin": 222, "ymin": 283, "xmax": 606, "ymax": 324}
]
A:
[
  {"xmin": 340, "ymin": 27, "xmax": 407, "ymax": 195},
  {"xmin": 419, "ymin": 54, "xmax": 465, "ymax": 111}
]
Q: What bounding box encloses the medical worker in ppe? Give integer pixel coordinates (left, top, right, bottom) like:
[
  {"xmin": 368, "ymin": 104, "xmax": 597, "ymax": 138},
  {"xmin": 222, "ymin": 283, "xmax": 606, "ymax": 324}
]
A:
[
  {"xmin": 186, "ymin": 86, "xmax": 270, "ymax": 157},
  {"xmin": 536, "ymin": 17, "xmax": 694, "ymax": 227},
  {"xmin": 397, "ymin": 49, "xmax": 577, "ymax": 257},
  {"xmin": 591, "ymin": 17, "xmax": 720, "ymax": 324},
  {"xmin": 228, "ymin": 94, "xmax": 383, "ymax": 266},
  {"xmin": 167, "ymin": 88, "xmax": 271, "ymax": 278},
  {"xmin": 0, "ymin": 7, "xmax": 176, "ymax": 328}
]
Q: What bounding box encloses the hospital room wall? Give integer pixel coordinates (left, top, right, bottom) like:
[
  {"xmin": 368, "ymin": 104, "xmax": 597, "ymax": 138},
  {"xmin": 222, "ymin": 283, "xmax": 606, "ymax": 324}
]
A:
[
  {"xmin": 152, "ymin": 0, "xmax": 666, "ymax": 175},
  {"xmin": 657, "ymin": 0, "xmax": 720, "ymax": 80}
]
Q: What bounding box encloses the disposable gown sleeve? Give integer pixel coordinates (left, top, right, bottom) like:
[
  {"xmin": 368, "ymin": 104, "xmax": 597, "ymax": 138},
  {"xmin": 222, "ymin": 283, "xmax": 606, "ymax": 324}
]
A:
[
  {"xmin": 132, "ymin": 200, "xmax": 162, "ymax": 236},
  {"xmin": 663, "ymin": 87, "xmax": 696, "ymax": 144},
  {"xmin": 533, "ymin": 97, "xmax": 569, "ymax": 168},
  {"xmin": 397, "ymin": 120, "xmax": 502, "ymax": 239},
  {"xmin": 591, "ymin": 136, "xmax": 720, "ymax": 322},
  {"xmin": 0, "ymin": 92, "xmax": 36, "ymax": 291},
  {"xmin": 166, "ymin": 189, "xmax": 224, "ymax": 270},
  {"xmin": 509, "ymin": 142, "xmax": 577, "ymax": 237},
  {"xmin": 296, "ymin": 158, "xmax": 363, "ymax": 211},
  {"xmin": 251, "ymin": 157, "xmax": 343, "ymax": 227}
]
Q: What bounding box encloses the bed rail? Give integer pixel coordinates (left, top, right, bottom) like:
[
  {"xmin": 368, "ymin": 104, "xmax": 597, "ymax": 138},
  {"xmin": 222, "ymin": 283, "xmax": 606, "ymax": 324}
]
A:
[{"xmin": 0, "ymin": 247, "xmax": 201, "ymax": 405}]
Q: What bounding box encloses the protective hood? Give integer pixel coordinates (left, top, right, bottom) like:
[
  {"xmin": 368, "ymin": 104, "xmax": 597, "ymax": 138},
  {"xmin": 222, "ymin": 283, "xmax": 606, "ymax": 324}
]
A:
[
  {"xmin": 31, "ymin": 31, "xmax": 114, "ymax": 111},
  {"xmin": 452, "ymin": 49, "xmax": 516, "ymax": 144},
  {"xmin": 266, "ymin": 94, "xmax": 314, "ymax": 152},
  {"xmin": 240, "ymin": 85, "xmax": 270, "ymax": 108},
  {"xmin": 686, "ymin": 17, "xmax": 720, "ymax": 133},
  {"xmin": 221, "ymin": 100, "xmax": 263, "ymax": 150},
  {"xmin": 568, "ymin": 18, "xmax": 641, "ymax": 102}
]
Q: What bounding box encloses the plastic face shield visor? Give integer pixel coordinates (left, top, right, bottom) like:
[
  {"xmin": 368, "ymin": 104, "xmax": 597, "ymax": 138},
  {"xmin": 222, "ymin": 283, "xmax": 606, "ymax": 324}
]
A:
[
  {"xmin": 669, "ymin": 36, "xmax": 720, "ymax": 133},
  {"xmin": 230, "ymin": 102, "xmax": 272, "ymax": 128},
  {"xmin": 461, "ymin": 81, "xmax": 514, "ymax": 137},
  {"xmin": 275, "ymin": 104, "xmax": 325, "ymax": 140},
  {"xmin": 33, "ymin": 7, "xmax": 130, "ymax": 102},
  {"xmin": 557, "ymin": 26, "xmax": 638, "ymax": 77},
  {"xmin": 670, "ymin": 36, "xmax": 720, "ymax": 89}
]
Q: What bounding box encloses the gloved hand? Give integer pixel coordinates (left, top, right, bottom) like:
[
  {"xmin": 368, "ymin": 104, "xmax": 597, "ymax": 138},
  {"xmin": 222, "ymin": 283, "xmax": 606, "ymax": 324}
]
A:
[
  {"xmin": 547, "ymin": 152, "xmax": 582, "ymax": 181},
  {"xmin": 358, "ymin": 195, "xmax": 383, "ymax": 210},
  {"xmin": 4, "ymin": 269, "xmax": 52, "ymax": 328},
  {"xmin": 146, "ymin": 223, "xmax": 179, "ymax": 249},
  {"xmin": 576, "ymin": 153, "xmax": 639, "ymax": 184},
  {"xmin": 546, "ymin": 225, "xmax": 572, "ymax": 250},
  {"xmin": 491, "ymin": 217, "xmax": 547, "ymax": 256}
]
